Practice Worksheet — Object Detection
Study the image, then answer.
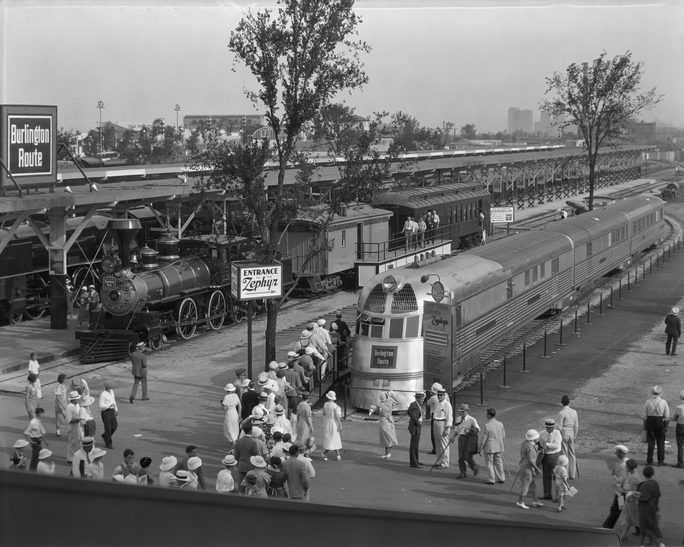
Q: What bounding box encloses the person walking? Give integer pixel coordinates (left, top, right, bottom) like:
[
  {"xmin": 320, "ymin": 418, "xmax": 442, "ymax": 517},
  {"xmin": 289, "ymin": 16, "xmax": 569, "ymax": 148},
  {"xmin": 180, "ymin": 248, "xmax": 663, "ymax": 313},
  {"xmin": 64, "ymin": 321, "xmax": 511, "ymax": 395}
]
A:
[
  {"xmin": 478, "ymin": 408, "xmax": 505, "ymax": 484},
  {"xmin": 372, "ymin": 391, "xmax": 399, "ymax": 459},
  {"xmin": 516, "ymin": 429, "xmax": 543, "ymax": 509},
  {"xmin": 221, "ymin": 383, "xmax": 241, "ymax": 448},
  {"xmin": 408, "ymin": 391, "xmax": 425, "ymax": 468},
  {"xmin": 322, "ymin": 391, "xmax": 342, "ymax": 461},
  {"xmin": 665, "ymin": 306, "xmax": 681, "ymax": 356},
  {"xmin": 79, "ymin": 393, "xmax": 97, "ymax": 437},
  {"xmin": 674, "ymin": 389, "xmax": 684, "ymax": 468},
  {"xmin": 636, "ymin": 465, "xmax": 665, "ymax": 547},
  {"xmin": 282, "ymin": 444, "xmax": 310, "ymax": 501},
  {"xmin": 454, "ymin": 403, "xmax": 480, "ymax": 479},
  {"xmin": 539, "ymin": 418, "xmax": 562, "ymax": 499},
  {"xmin": 23, "ymin": 407, "xmax": 48, "ymax": 471},
  {"xmin": 602, "ymin": 444, "xmax": 629, "ymax": 528},
  {"xmin": 617, "ymin": 458, "xmax": 642, "ymax": 541},
  {"xmin": 129, "ymin": 341, "xmax": 149, "ymax": 404},
  {"xmin": 98, "ymin": 382, "xmax": 118, "ymax": 449},
  {"xmin": 25, "ymin": 373, "xmax": 39, "ymax": 419},
  {"xmin": 215, "ymin": 454, "xmax": 238, "ymax": 494},
  {"xmin": 54, "ymin": 373, "xmax": 68, "ymax": 437},
  {"xmin": 27, "ymin": 353, "xmax": 42, "ymax": 399},
  {"xmin": 234, "ymin": 424, "xmax": 259, "ymax": 492},
  {"xmin": 557, "ymin": 395, "xmax": 579, "ymax": 479},
  {"xmin": 240, "ymin": 380, "xmax": 259, "ymax": 420},
  {"xmin": 432, "ymin": 388, "xmax": 453, "ymax": 468},
  {"xmin": 65, "ymin": 390, "xmax": 83, "ymax": 463},
  {"xmin": 71, "ymin": 436, "xmax": 95, "ymax": 478},
  {"xmin": 642, "ymin": 385, "xmax": 670, "ymax": 466},
  {"xmin": 295, "ymin": 391, "xmax": 314, "ymax": 447}
]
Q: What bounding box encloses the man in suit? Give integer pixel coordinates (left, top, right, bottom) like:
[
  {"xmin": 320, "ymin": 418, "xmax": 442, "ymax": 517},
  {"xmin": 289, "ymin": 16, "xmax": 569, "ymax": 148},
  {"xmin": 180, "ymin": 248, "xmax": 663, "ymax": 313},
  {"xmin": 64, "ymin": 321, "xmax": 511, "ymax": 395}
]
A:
[
  {"xmin": 408, "ymin": 392, "xmax": 426, "ymax": 468},
  {"xmin": 557, "ymin": 395, "xmax": 579, "ymax": 479},
  {"xmin": 129, "ymin": 342, "xmax": 148, "ymax": 404},
  {"xmin": 479, "ymin": 408, "xmax": 506, "ymax": 484},
  {"xmin": 665, "ymin": 306, "xmax": 681, "ymax": 356},
  {"xmin": 233, "ymin": 424, "xmax": 259, "ymax": 492}
]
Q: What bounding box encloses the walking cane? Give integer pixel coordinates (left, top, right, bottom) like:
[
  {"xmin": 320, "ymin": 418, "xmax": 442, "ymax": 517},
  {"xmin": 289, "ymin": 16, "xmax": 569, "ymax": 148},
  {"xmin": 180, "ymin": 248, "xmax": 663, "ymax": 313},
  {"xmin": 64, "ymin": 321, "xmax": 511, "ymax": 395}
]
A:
[
  {"xmin": 429, "ymin": 433, "xmax": 457, "ymax": 472},
  {"xmin": 509, "ymin": 468, "xmax": 522, "ymax": 493}
]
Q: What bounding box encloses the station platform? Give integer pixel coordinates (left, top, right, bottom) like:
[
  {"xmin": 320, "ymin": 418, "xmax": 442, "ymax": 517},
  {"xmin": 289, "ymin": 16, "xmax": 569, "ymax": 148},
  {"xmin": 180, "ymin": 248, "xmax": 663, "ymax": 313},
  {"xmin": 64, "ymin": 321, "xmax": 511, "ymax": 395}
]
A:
[{"xmin": 1, "ymin": 176, "xmax": 683, "ymax": 545}]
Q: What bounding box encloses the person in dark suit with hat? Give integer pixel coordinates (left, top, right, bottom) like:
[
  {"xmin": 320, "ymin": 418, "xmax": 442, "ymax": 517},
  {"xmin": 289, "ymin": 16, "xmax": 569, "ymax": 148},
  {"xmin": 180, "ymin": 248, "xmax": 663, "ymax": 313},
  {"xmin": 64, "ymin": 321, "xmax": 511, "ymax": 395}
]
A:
[
  {"xmin": 408, "ymin": 392, "xmax": 425, "ymax": 468},
  {"xmin": 129, "ymin": 342, "xmax": 148, "ymax": 404},
  {"xmin": 454, "ymin": 403, "xmax": 480, "ymax": 478},
  {"xmin": 665, "ymin": 306, "xmax": 681, "ymax": 356}
]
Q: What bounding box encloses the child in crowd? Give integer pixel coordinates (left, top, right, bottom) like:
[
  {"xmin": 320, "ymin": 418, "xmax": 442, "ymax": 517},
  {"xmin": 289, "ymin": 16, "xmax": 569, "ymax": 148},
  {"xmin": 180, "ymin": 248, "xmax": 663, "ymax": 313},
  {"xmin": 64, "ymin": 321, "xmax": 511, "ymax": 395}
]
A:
[{"xmin": 553, "ymin": 454, "xmax": 571, "ymax": 512}]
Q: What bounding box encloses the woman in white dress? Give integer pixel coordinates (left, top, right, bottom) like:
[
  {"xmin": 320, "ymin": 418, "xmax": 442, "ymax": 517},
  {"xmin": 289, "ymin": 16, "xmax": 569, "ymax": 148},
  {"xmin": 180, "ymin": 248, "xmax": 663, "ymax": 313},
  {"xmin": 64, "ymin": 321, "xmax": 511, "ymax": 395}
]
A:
[
  {"xmin": 322, "ymin": 391, "xmax": 343, "ymax": 461},
  {"xmin": 221, "ymin": 383, "xmax": 241, "ymax": 447},
  {"xmin": 373, "ymin": 391, "xmax": 399, "ymax": 459}
]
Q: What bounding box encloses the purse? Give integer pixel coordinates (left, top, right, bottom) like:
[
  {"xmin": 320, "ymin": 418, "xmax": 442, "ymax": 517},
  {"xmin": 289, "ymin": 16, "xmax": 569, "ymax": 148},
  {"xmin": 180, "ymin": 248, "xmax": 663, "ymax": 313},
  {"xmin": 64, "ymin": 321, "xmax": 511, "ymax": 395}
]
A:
[{"xmin": 640, "ymin": 428, "xmax": 648, "ymax": 443}]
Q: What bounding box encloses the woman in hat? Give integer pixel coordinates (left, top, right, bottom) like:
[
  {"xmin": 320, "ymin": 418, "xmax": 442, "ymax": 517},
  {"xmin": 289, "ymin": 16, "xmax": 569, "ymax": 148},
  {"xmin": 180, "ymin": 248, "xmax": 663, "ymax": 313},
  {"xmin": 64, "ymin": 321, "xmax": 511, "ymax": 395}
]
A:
[
  {"xmin": 617, "ymin": 458, "xmax": 642, "ymax": 540},
  {"xmin": 215, "ymin": 454, "xmax": 237, "ymax": 494},
  {"xmin": 516, "ymin": 429, "xmax": 543, "ymax": 510},
  {"xmin": 173, "ymin": 470, "xmax": 192, "ymax": 490},
  {"xmin": 221, "ymin": 383, "xmax": 241, "ymax": 448},
  {"xmin": 9, "ymin": 439, "xmax": 29, "ymax": 471},
  {"xmin": 158, "ymin": 455, "xmax": 178, "ymax": 488},
  {"xmin": 295, "ymin": 391, "xmax": 314, "ymax": 448},
  {"xmin": 79, "ymin": 393, "xmax": 97, "ymax": 437},
  {"xmin": 24, "ymin": 406, "xmax": 48, "ymax": 471},
  {"xmin": 186, "ymin": 456, "xmax": 202, "ymax": 490},
  {"xmin": 54, "ymin": 373, "xmax": 68, "ymax": 436},
  {"xmin": 371, "ymin": 391, "xmax": 399, "ymax": 459},
  {"xmin": 36, "ymin": 448, "xmax": 55, "ymax": 475},
  {"xmin": 273, "ymin": 403, "xmax": 293, "ymax": 436},
  {"xmin": 241, "ymin": 455, "xmax": 270, "ymax": 497},
  {"xmin": 25, "ymin": 373, "xmax": 39, "ymax": 419},
  {"xmin": 87, "ymin": 448, "xmax": 107, "ymax": 480},
  {"xmin": 27, "ymin": 352, "xmax": 42, "ymax": 399},
  {"xmin": 65, "ymin": 390, "xmax": 83, "ymax": 463},
  {"xmin": 322, "ymin": 391, "xmax": 343, "ymax": 461}
]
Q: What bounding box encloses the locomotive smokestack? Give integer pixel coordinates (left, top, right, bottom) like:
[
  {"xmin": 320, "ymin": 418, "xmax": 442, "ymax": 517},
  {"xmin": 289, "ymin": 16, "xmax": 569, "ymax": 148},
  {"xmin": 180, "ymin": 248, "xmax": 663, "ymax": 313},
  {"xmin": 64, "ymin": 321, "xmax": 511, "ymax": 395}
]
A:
[{"xmin": 107, "ymin": 218, "xmax": 141, "ymax": 268}]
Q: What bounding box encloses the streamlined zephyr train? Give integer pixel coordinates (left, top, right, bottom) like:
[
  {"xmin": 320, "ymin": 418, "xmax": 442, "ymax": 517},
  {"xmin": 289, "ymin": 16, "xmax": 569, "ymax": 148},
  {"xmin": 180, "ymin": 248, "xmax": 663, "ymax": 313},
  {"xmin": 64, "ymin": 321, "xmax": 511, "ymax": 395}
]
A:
[{"xmin": 350, "ymin": 195, "xmax": 667, "ymax": 410}]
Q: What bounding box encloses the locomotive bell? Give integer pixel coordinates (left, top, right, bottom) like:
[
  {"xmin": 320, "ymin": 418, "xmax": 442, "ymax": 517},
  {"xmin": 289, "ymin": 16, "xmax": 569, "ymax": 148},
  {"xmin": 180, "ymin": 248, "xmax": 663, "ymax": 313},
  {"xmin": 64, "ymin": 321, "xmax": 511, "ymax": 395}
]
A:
[{"xmin": 107, "ymin": 218, "xmax": 141, "ymax": 268}]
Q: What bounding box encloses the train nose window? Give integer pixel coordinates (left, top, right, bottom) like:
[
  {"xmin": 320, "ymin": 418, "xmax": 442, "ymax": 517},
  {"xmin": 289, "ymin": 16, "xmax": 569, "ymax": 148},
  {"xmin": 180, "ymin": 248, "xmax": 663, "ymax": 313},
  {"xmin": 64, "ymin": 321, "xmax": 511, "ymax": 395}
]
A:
[{"xmin": 390, "ymin": 284, "xmax": 417, "ymax": 313}]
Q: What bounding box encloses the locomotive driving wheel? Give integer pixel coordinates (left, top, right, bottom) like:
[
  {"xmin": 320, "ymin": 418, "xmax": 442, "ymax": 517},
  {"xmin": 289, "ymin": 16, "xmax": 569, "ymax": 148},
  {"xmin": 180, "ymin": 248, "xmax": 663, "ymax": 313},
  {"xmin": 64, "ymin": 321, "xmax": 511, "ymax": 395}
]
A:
[
  {"xmin": 176, "ymin": 297, "xmax": 198, "ymax": 340},
  {"xmin": 207, "ymin": 290, "xmax": 226, "ymax": 331},
  {"xmin": 23, "ymin": 276, "xmax": 49, "ymax": 320},
  {"xmin": 8, "ymin": 312, "xmax": 23, "ymax": 325},
  {"xmin": 149, "ymin": 335, "xmax": 163, "ymax": 351}
]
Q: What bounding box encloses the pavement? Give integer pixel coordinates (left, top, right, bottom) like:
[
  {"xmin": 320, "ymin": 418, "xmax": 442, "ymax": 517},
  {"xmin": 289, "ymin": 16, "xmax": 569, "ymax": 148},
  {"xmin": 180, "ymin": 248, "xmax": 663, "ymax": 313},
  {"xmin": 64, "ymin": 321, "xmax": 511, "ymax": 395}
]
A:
[{"xmin": 3, "ymin": 176, "xmax": 684, "ymax": 545}]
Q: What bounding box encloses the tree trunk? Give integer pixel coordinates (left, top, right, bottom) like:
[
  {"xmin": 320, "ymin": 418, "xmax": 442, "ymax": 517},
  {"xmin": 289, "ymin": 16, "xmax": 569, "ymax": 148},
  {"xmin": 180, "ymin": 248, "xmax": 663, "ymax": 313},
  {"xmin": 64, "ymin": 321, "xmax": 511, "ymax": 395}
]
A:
[
  {"xmin": 587, "ymin": 153, "xmax": 597, "ymax": 211},
  {"xmin": 265, "ymin": 298, "xmax": 281, "ymax": 367}
]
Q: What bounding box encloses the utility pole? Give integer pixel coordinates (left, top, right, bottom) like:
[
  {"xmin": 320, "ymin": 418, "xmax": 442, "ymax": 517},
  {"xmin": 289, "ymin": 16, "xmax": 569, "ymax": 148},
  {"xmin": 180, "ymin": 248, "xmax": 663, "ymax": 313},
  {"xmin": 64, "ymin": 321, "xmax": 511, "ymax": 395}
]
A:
[{"xmin": 97, "ymin": 100, "xmax": 105, "ymax": 158}]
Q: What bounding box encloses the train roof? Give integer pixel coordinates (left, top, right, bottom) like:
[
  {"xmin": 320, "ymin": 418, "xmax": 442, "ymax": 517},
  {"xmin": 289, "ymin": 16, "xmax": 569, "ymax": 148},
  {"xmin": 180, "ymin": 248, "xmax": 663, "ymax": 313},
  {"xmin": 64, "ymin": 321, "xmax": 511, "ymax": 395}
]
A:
[
  {"xmin": 600, "ymin": 195, "xmax": 663, "ymax": 217},
  {"xmin": 290, "ymin": 203, "xmax": 393, "ymax": 229},
  {"xmin": 373, "ymin": 184, "xmax": 489, "ymax": 207},
  {"xmin": 469, "ymin": 230, "xmax": 571, "ymax": 269}
]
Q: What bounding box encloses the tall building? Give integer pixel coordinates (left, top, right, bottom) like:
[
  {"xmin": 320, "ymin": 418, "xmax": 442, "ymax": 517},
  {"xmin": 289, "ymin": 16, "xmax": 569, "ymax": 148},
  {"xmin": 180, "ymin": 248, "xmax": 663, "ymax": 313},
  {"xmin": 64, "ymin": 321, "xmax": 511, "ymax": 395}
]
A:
[{"xmin": 507, "ymin": 107, "xmax": 533, "ymax": 133}]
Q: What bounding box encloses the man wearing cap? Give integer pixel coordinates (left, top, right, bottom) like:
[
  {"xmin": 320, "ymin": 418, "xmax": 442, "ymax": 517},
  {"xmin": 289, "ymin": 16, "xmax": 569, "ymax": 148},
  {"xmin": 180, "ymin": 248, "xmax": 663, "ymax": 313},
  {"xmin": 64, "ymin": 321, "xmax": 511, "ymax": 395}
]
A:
[
  {"xmin": 426, "ymin": 383, "xmax": 442, "ymax": 455},
  {"xmin": 664, "ymin": 306, "xmax": 681, "ymax": 356},
  {"xmin": 408, "ymin": 391, "xmax": 426, "ymax": 468},
  {"xmin": 66, "ymin": 391, "xmax": 82, "ymax": 463},
  {"xmin": 602, "ymin": 445, "xmax": 630, "ymax": 528},
  {"xmin": 479, "ymin": 408, "xmax": 505, "ymax": 484},
  {"xmin": 517, "ymin": 430, "xmax": 543, "ymax": 509},
  {"xmin": 674, "ymin": 390, "xmax": 684, "ymax": 468},
  {"xmin": 539, "ymin": 418, "xmax": 562, "ymax": 499},
  {"xmin": 129, "ymin": 342, "xmax": 148, "ymax": 404},
  {"xmin": 432, "ymin": 388, "xmax": 453, "ymax": 468},
  {"xmin": 98, "ymin": 382, "xmax": 118, "ymax": 449},
  {"xmin": 642, "ymin": 385, "xmax": 670, "ymax": 466},
  {"xmin": 234, "ymin": 424, "xmax": 260, "ymax": 492},
  {"xmin": 556, "ymin": 395, "xmax": 579, "ymax": 480},
  {"xmin": 282, "ymin": 444, "xmax": 310, "ymax": 500},
  {"xmin": 72, "ymin": 436, "xmax": 95, "ymax": 478},
  {"xmin": 454, "ymin": 403, "xmax": 480, "ymax": 479}
]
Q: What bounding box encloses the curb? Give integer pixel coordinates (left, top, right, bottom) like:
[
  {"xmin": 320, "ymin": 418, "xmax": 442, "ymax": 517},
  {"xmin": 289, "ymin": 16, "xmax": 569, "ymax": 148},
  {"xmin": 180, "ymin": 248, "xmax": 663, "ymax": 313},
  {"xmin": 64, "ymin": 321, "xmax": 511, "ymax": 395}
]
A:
[{"xmin": 1, "ymin": 347, "xmax": 81, "ymax": 376}]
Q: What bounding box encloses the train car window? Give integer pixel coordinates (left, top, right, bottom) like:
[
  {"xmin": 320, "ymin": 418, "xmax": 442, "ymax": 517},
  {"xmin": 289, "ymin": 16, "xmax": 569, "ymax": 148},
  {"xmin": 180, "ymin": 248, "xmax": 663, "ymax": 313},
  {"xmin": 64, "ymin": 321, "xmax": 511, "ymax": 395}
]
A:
[
  {"xmin": 406, "ymin": 315, "xmax": 421, "ymax": 337},
  {"xmin": 360, "ymin": 322, "xmax": 370, "ymax": 336},
  {"xmin": 370, "ymin": 324, "xmax": 384, "ymax": 338},
  {"xmin": 525, "ymin": 270, "xmax": 530, "ymax": 286},
  {"xmin": 391, "ymin": 285, "xmax": 418, "ymax": 313},
  {"xmin": 551, "ymin": 257, "xmax": 559, "ymax": 275},
  {"xmin": 455, "ymin": 306, "xmax": 462, "ymax": 327},
  {"xmin": 532, "ymin": 266, "xmax": 538, "ymax": 283},
  {"xmin": 540, "ymin": 262, "xmax": 545, "ymax": 278},
  {"xmin": 341, "ymin": 230, "xmax": 346, "ymax": 248},
  {"xmin": 586, "ymin": 242, "xmax": 593, "ymax": 257},
  {"xmin": 506, "ymin": 279, "xmax": 513, "ymax": 299},
  {"xmin": 389, "ymin": 318, "xmax": 404, "ymax": 339},
  {"xmin": 364, "ymin": 284, "xmax": 386, "ymax": 313}
]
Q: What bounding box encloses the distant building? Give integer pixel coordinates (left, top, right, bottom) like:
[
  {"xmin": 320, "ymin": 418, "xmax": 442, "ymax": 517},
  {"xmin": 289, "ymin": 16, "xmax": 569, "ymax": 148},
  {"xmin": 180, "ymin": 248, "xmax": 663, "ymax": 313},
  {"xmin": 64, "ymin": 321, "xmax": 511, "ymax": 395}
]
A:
[
  {"xmin": 507, "ymin": 107, "xmax": 533, "ymax": 133},
  {"xmin": 534, "ymin": 111, "xmax": 553, "ymax": 136},
  {"xmin": 623, "ymin": 121, "xmax": 656, "ymax": 144},
  {"xmin": 183, "ymin": 114, "xmax": 266, "ymax": 138}
]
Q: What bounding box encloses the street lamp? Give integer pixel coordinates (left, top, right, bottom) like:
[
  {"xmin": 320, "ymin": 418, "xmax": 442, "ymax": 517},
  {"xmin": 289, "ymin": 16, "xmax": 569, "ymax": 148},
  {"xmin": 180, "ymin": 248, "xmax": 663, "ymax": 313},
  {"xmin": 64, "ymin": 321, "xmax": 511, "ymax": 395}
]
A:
[{"xmin": 97, "ymin": 100, "xmax": 105, "ymax": 158}]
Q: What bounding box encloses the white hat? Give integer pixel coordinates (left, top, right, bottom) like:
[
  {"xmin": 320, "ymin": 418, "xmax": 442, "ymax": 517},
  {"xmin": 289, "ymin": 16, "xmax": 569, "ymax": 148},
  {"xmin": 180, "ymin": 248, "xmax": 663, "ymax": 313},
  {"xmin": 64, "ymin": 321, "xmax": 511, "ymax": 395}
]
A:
[
  {"xmin": 91, "ymin": 448, "xmax": 107, "ymax": 459},
  {"xmin": 222, "ymin": 454, "xmax": 237, "ymax": 466},
  {"xmin": 268, "ymin": 361, "xmax": 279, "ymax": 371},
  {"xmin": 317, "ymin": 318, "xmax": 326, "ymax": 327},
  {"xmin": 224, "ymin": 383, "xmax": 236, "ymax": 392},
  {"xmin": 301, "ymin": 330, "xmax": 312, "ymax": 338},
  {"xmin": 271, "ymin": 426, "xmax": 284, "ymax": 435},
  {"xmin": 187, "ymin": 456, "xmax": 202, "ymax": 471},
  {"xmin": 616, "ymin": 444, "xmax": 629, "ymax": 454},
  {"xmin": 278, "ymin": 362, "xmax": 288, "ymax": 370},
  {"xmin": 250, "ymin": 455, "xmax": 266, "ymax": 468},
  {"xmin": 13, "ymin": 439, "xmax": 29, "ymax": 449},
  {"xmin": 241, "ymin": 378, "xmax": 251, "ymax": 388},
  {"xmin": 431, "ymin": 382, "xmax": 443, "ymax": 393},
  {"xmin": 80, "ymin": 395, "xmax": 95, "ymax": 407},
  {"xmin": 652, "ymin": 385, "xmax": 662, "ymax": 395},
  {"xmin": 251, "ymin": 406, "xmax": 265, "ymax": 419},
  {"xmin": 68, "ymin": 391, "xmax": 81, "ymax": 401},
  {"xmin": 175, "ymin": 470, "xmax": 190, "ymax": 482},
  {"xmin": 304, "ymin": 346, "xmax": 315, "ymax": 355},
  {"xmin": 287, "ymin": 351, "xmax": 299, "ymax": 359},
  {"xmin": 525, "ymin": 429, "xmax": 539, "ymax": 441},
  {"xmin": 88, "ymin": 284, "xmax": 96, "ymax": 290},
  {"xmin": 258, "ymin": 372, "xmax": 269, "ymax": 385},
  {"xmin": 672, "ymin": 307, "xmax": 680, "ymax": 315},
  {"xmin": 326, "ymin": 391, "xmax": 336, "ymax": 401},
  {"xmin": 136, "ymin": 341, "xmax": 145, "ymax": 349},
  {"xmin": 38, "ymin": 448, "xmax": 53, "ymax": 460},
  {"xmin": 159, "ymin": 455, "xmax": 177, "ymax": 471}
]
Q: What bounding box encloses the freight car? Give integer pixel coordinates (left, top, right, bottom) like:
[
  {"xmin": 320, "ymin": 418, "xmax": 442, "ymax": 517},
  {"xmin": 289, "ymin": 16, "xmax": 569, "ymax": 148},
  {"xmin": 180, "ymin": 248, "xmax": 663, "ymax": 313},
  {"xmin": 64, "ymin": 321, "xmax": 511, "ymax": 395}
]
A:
[
  {"xmin": 78, "ymin": 218, "xmax": 293, "ymax": 363},
  {"xmin": 372, "ymin": 183, "xmax": 491, "ymax": 250},
  {"xmin": 349, "ymin": 195, "xmax": 667, "ymax": 410}
]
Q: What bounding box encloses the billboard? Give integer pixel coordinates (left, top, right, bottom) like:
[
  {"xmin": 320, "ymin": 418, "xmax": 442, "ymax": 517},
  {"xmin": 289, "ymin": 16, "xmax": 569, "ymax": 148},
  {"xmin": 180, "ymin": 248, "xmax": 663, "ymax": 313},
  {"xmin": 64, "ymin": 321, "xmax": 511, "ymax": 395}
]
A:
[
  {"xmin": 0, "ymin": 105, "xmax": 57, "ymax": 191},
  {"xmin": 490, "ymin": 206, "xmax": 515, "ymax": 224}
]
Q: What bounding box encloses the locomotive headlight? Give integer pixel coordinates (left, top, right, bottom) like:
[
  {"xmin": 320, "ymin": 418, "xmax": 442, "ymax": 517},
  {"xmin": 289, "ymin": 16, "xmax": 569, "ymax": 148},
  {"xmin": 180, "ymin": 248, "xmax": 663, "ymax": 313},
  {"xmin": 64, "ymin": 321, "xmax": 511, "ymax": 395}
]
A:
[
  {"xmin": 108, "ymin": 290, "xmax": 121, "ymax": 302},
  {"xmin": 382, "ymin": 275, "xmax": 398, "ymax": 292}
]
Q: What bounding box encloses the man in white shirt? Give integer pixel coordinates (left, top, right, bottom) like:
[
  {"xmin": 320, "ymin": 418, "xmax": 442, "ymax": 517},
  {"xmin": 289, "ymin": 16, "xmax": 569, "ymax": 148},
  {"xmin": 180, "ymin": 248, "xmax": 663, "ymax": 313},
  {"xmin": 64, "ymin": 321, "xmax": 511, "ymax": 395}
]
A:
[
  {"xmin": 642, "ymin": 384, "xmax": 670, "ymax": 466},
  {"xmin": 72, "ymin": 436, "xmax": 95, "ymax": 478},
  {"xmin": 432, "ymin": 389, "xmax": 453, "ymax": 468},
  {"xmin": 426, "ymin": 382, "xmax": 442, "ymax": 455},
  {"xmin": 539, "ymin": 418, "xmax": 562, "ymax": 500},
  {"xmin": 557, "ymin": 395, "xmax": 579, "ymax": 479},
  {"xmin": 99, "ymin": 382, "xmax": 118, "ymax": 449}
]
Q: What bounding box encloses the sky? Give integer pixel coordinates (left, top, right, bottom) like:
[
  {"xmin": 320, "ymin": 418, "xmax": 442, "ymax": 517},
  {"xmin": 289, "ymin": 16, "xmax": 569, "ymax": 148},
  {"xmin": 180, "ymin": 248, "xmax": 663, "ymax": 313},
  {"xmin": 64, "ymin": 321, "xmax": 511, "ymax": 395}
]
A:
[{"xmin": 1, "ymin": 0, "xmax": 683, "ymax": 134}]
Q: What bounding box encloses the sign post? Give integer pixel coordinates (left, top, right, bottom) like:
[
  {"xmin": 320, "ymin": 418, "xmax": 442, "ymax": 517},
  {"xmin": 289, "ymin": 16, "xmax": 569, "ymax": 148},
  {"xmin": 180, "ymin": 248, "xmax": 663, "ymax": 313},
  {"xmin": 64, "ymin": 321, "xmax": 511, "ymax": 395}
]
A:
[
  {"xmin": 231, "ymin": 261, "xmax": 283, "ymax": 379},
  {"xmin": 490, "ymin": 206, "xmax": 515, "ymax": 237}
]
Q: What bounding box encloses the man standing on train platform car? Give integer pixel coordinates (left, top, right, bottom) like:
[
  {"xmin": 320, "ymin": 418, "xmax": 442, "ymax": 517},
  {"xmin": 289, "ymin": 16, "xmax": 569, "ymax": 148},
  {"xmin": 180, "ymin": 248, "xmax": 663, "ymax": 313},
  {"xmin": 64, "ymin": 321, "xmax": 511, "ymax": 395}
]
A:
[
  {"xmin": 408, "ymin": 391, "xmax": 426, "ymax": 468},
  {"xmin": 426, "ymin": 211, "xmax": 435, "ymax": 243},
  {"xmin": 664, "ymin": 306, "xmax": 681, "ymax": 356},
  {"xmin": 403, "ymin": 216, "xmax": 414, "ymax": 252},
  {"xmin": 129, "ymin": 342, "xmax": 149, "ymax": 404},
  {"xmin": 539, "ymin": 418, "xmax": 562, "ymax": 499},
  {"xmin": 557, "ymin": 395, "xmax": 579, "ymax": 479},
  {"xmin": 453, "ymin": 403, "xmax": 480, "ymax": 479},
  {"xmin": 643, "ymin": 385, "xmax": 670, "ymax": 466},
  {"xmin": 431, "ymin": 210, "xmax": 440, "ymax": 243},
  {"xmin": 432, "ymin": 388, "xmax": 453, "ymax": 468}
]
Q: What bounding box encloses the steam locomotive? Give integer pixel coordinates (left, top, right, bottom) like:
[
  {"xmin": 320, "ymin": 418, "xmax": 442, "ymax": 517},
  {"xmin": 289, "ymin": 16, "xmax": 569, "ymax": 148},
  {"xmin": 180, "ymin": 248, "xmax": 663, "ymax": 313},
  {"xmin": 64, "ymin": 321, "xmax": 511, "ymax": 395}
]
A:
[{"xmin": 77, "ymin": 218, "xmax": 292, "ymax": 363}]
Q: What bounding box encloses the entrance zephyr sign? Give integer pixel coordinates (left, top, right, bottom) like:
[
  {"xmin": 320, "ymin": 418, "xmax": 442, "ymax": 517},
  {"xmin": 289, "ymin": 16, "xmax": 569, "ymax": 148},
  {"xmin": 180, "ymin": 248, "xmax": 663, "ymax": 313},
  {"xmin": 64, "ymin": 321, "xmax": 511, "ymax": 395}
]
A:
[{"xmin": 231, "ymin": 261, "xmax": 283, "ymax": 301}]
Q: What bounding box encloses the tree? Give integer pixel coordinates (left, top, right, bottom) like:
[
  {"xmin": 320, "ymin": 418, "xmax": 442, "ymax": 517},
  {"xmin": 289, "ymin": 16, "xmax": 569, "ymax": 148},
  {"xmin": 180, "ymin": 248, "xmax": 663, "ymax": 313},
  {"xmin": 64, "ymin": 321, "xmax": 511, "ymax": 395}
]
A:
[
  {"xmin": 460, "ymin": 123, "xmax": 477, "ymax": 140},
  {"xmin": 56, "ymin": 127, "xmax": 79, "ymax": 160},
  {"xmin": 540, "ymin": 50, "xmax": 661, "ymax": 210},
  {"xmin": 227, "ymin": 0, "xmax": 369, "ymax": 363}
]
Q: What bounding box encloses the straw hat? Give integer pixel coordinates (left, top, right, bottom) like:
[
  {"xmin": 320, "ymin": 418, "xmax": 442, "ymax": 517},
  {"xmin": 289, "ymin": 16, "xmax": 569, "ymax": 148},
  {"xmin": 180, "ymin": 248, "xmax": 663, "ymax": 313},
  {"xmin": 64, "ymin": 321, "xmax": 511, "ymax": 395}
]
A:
[
  {"xmin": 38, "ymin": 448, "xmax": 53, "ymax": 460},
  {"xmin": 250, "ymin": 455, "xmax": 266, "ymax": 468},
  {"xmin": 224, "ymin": 383, "xmax": 236, "ymax": 392},
  {"xmin": 159, "ymin": 455, "xmax": 177, "ymax": 471},
  {"xmin": 222, "ymin": 454, "xmax": 237, "ymax": 466},
  {"xmin": 326, "ymin": 391, "xmax": 336, "ymax": 401},
  {"xmin": 525, "ymin": 429, "xmax": 539, "ymax": 441}
]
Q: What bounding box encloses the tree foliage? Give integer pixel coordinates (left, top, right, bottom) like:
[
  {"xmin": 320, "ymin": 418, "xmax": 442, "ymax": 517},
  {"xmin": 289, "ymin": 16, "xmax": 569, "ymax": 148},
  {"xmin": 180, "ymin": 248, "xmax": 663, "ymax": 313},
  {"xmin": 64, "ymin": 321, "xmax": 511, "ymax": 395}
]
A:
[
  {"xmin": 460, "ymin": 123, "xmax": 477, "ymax": 140},
  {"xmin": 540, "ymin": 50, "xmax": 661, "ymax": 210}
]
